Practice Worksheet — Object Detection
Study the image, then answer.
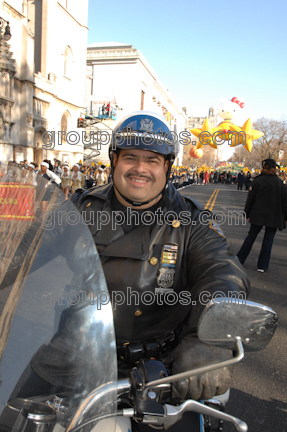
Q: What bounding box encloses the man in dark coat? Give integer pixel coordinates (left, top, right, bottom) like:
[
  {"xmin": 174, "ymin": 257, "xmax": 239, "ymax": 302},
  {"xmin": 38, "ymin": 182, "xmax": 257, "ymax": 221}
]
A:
[
  {"xmin": 244, "ymin": 171, "xmax": 252, "ymax": 191},
  {"xmin": 199, "ymin": 170, "xmax": 204, "ymax": 184},
  {"xmin": 237, "ymin": 171, "xmax": 245, "ymax": 190},
  {"xmin": 237, "ymin": 159, "xmax": 287, "ymax": 272}
]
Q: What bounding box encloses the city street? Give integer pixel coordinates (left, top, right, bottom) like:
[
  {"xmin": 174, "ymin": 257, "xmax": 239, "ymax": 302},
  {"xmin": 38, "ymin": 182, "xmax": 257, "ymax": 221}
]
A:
[
  {"xmin": 180, "ymin": 182, "xmax": 287, "ymax": 431},
  {"xmin": 0, "ymin": 1, "xmax": 286, "ymax": 432}
]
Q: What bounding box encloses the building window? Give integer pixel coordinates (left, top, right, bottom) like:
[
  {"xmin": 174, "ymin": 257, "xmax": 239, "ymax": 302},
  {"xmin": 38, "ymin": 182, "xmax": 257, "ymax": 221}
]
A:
[
  {"xmin": 1, "ymin": 73, "xmax": 10, "ymax": 97},
  {"xmin": 61, "ymin": 111, "xmax": 70, "ymax": 142},
  {"xmin": 64, "ymin": 46, "xmax": 73, "ymax": 79},
  {"xmin": 141, "ymin": 90, "xmax": 145, "ymax": 110},
  {"xmin": 34, "ymin": 100, "xmax": 43, "ymax": 117},
  {"xmin": 14, "ymin": 146, "xmax": 26, "ymax": 163}
]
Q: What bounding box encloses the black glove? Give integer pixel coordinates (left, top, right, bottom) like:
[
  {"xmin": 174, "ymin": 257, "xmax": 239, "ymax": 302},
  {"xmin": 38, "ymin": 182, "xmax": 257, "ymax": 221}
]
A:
[{"xmin": 171, "ymin": 335, "xmax": 234, "ymax": 401}]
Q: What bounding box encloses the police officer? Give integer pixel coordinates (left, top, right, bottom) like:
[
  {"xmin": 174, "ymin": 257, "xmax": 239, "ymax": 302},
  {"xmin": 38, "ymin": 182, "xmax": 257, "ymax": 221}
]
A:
[{"xmin": 73, "ymin": 112, "xmax": 250, "ymax": 401}]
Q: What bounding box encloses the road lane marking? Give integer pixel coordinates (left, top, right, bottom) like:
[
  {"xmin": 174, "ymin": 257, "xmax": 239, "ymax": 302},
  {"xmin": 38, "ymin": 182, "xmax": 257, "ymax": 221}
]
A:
[
  {"xmin": 204, "ymin": 189, "xmax": 217, "ymax": 209},
  {"xmin": 209, "ymin": 189, "xmax": 219, "ymax": 211}
]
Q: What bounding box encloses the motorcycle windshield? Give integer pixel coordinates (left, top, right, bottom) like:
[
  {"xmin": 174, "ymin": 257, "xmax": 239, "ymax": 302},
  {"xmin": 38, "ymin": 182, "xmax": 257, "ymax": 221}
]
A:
[{"xmin": 0, "ymin": 165, "xmax": 117, "ymax": 430}]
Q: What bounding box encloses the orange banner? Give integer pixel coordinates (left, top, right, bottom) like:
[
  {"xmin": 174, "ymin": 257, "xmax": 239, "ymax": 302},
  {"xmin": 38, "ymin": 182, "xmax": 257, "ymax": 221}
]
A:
[{"xmin": 0, "ymin": 183, "xmax": 35, "ymax": 220}]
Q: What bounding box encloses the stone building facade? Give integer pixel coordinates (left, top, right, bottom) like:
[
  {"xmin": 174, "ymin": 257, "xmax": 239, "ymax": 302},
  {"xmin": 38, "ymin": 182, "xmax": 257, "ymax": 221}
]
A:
[
  {"xmin": 182, "ymin": 106, "xmax": 222, "ymax": 166},
  {"xmin": 85, "ymin": 42, "xmax": 187, "ymax": 166},
  {"xmin": 186, "ymin": 106, "xmax": 218, "ymax": 130},
  {"xmin": 0, "ymin": 0, "xmax": 88, "ymax": 166}
]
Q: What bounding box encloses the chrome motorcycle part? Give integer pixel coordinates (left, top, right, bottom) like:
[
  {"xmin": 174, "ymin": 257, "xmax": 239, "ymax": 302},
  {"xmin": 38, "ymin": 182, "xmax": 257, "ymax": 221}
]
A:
[
  {"xmin": 197, "ymin": 298, "xmax": 278, "ymax": 351},
  {"xmin": 141, "ymin": 338, "xmax": 244, "ymax": 397}
]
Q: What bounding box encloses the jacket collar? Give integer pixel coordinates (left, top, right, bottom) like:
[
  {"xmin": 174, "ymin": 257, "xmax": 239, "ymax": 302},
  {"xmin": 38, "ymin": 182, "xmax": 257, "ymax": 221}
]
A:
[
  {"xmin": 84, "ymin": 182, "xmax": 188, "ymax": 216},
  {"xmin": 84, "ymin": 183, "xmax": 114, "ymax": 202},
  {"xmin": 83, "ymin": 182, "xmax": 188, "ymax": 260}
]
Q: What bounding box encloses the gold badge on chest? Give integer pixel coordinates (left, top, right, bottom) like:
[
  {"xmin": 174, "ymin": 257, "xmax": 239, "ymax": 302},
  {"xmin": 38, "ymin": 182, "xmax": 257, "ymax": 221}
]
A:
[{"xmin": 155, "ymin": 243, "xmax": 178, "ymax": 294}]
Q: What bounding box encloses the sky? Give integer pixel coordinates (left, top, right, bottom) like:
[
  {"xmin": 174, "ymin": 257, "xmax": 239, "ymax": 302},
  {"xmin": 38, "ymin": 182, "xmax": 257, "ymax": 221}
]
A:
[
  {"xmin": 87, "ymin": 0, "xmax": 287, "ymax": 122},
  {"xmin": 87, "ymin": 0, "xmax": 287, "ymax": 160}
]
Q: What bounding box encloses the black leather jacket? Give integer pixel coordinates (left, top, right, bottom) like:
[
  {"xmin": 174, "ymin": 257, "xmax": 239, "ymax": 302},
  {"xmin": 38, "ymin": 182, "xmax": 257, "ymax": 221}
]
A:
[
  {"xmin": 0, "ymin": 182, "xmax": 250, "ymax": 390},
  {"xmin": 74, "ymin": 182, "xmax": 250, "ymax": 345},
  {"xmin": 245, "ymin": 173, "xmax": 287, "ymax": 230}
]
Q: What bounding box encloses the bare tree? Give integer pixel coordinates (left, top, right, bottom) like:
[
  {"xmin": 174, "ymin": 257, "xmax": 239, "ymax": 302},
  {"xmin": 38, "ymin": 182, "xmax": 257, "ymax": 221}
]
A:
[
  {"xmin": 253, "ymin": 117, "xmax": 287, "ymax": 160},
  {"xmin": 230, "ymin": 118, "xmax": 287, "ymax": 167}
]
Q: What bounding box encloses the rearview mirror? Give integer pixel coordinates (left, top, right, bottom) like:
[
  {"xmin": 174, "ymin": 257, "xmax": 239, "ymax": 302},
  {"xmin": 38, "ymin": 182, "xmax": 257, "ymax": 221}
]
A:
[{"xmin": 197, "ymin": 299, "xmax": 278, "ymax": 351}]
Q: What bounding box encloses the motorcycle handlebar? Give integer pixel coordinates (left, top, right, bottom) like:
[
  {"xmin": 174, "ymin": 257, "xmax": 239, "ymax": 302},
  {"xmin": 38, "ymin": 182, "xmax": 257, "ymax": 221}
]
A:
[
  {"xmin": 142, "ymin": 337, "xmax": 244, "ymax": 397},
  {"xmin": 68, "ymin": 339, "xmax": 245, "ymax": 432},
  {"xmin": 67, "ymin": 379, "xmax": 131, "ymax": 432}
]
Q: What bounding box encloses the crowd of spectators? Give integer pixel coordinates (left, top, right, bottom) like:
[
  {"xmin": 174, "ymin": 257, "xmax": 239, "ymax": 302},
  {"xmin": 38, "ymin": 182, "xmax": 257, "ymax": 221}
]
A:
[
  {"xmin": 4, "ymin": 158, "xmax": 112, "ymax": 198},
  {"xmin": 3, "ymin": 159, "xmax": 286, "ymax": 198},
  {"xmin": 170, "ymin": 167, "xmax": 286, "ymax": 191}
]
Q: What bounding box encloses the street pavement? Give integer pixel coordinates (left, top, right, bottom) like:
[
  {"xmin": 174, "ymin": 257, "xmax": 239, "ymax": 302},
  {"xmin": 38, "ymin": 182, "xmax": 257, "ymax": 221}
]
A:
[{"xmin": 179, "ymin": 182, "xmax": 287, "ymax": 432}]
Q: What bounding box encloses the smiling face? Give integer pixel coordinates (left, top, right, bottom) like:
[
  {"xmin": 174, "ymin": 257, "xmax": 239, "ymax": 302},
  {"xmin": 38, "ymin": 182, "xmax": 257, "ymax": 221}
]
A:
[{"xmin": 113, "ymin": 149, "xmax": 169, "ymax": 209}]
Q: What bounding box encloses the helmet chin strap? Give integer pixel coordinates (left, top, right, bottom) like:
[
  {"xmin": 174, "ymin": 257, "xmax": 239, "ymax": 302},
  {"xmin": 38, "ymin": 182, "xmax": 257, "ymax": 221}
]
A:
[{"xmin": 113, "ymin": 183, "xmax": 166, "ymax": 207}]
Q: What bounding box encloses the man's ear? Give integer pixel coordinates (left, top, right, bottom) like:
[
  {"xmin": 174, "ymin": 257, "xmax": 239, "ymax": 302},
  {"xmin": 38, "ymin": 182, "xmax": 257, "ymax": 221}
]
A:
[
  {"xmin": 113, "ymin": 153, "xmax": 118, "ymax": 168},
  {"xmin": 164, "ymin": 160, "xmax": 170, "ymax": 173}
]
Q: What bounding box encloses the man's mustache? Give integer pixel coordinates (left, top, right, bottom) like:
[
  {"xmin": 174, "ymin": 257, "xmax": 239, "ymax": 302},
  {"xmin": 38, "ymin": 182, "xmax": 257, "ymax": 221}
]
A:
[{"xmin": 125, "ymin": 172, "xmax": 153, "ymax": 182}]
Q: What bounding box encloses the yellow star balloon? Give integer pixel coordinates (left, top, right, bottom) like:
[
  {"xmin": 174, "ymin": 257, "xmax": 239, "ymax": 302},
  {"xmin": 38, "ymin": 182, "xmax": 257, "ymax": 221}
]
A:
[
  {"xmin": 216, "ymin": 120, "xmax": 237, "ymax": 141},
  {"xmin": 227, "ymin": 123, "xmax": 244, "ymax": 147},
  {"xmin": 229, "ymin": 119, "xmax": 264, "ymax": 152},
  {"xmin": 190, "ymin": 118, "xmax": 218, "ymax": 149}
]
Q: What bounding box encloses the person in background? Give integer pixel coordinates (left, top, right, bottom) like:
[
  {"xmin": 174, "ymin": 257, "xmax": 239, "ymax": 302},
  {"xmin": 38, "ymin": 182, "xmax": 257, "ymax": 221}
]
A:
[
  {"xmin": 71, "ymin": 164, "xmax": 85, "ymax": 194},
  {"xmin": 61, "ymin": 166, "xmax": 72, "ymax": 199},
  {"xmin": 244, "ymin": 171, "xmax": 252, "ymax": 191},
  {"xmin": 53, "ymin": 160, "xmax": 62, "ymax": 177},
  {"xmin": 106, "ymin": 167, "xmax": 112, "ymax": 183},
  {"xmin": 237, "ymin": 171, "xmax": 245, "ymax": 190},
  {"xmin": 227, "ymin": 171, "xmax": 232, "ymax": 184},
  {"xmin": 22, "ymin": 163, "xmax": 38, "ymax": 186},
  {"xmin": 28, "ymin": 163, "xmax": 37, "ymax": 181},
  {"xmin": 96, "ymin": 165, "xmax": 108, "ymax": 185},
  {"xmin": 84, "ymin": 166, "xmax": 95, "ymax": 189},
  {"xmin": 237, "ymin": 159, "xmax": 287, "ymax": 272},
  {"xmin": 37, "ymin": 160, "xmax": 61, "ymax": 215},
  {"xmin": 200, "ymin": 171, "xmax": 204, "ymax": 185}
]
